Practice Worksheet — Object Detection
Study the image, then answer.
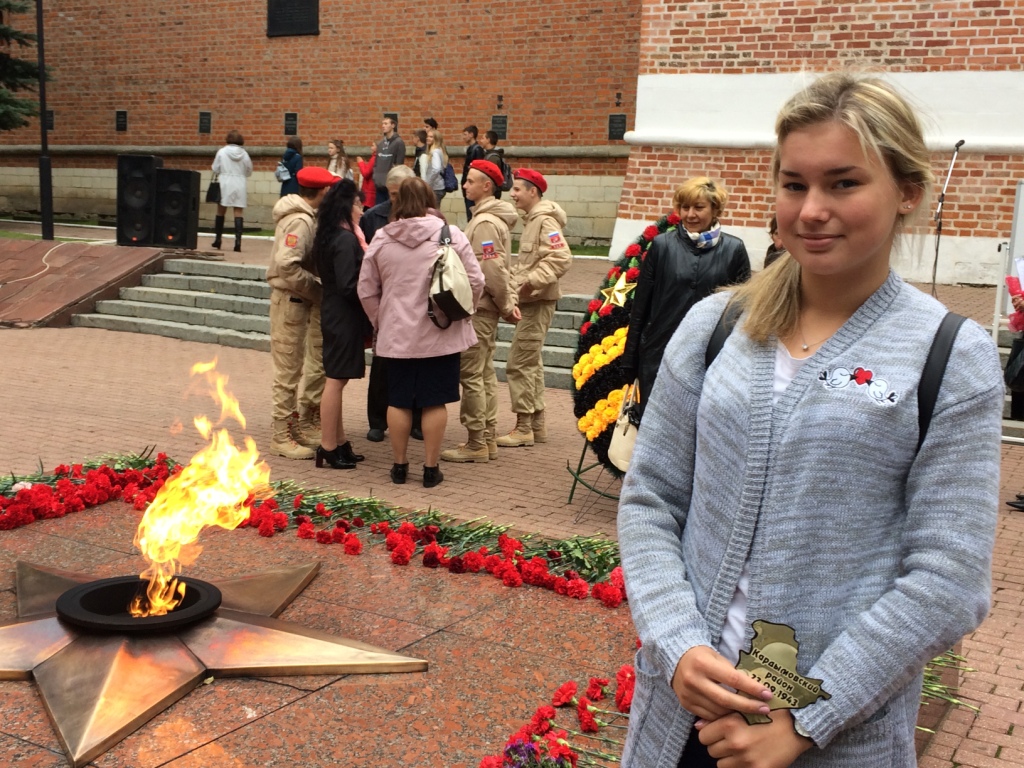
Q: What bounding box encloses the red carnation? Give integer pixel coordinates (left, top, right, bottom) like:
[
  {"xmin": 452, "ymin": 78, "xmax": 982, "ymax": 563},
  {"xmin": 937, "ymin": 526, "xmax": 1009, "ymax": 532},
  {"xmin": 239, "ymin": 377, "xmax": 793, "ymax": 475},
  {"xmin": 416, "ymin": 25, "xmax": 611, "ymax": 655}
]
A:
[
  {"xmin": 592, "ymin": 581, "xmax": 624, "ymax": 608},
  {"xmin": 463, "ymin": 551, "xmax": 485, "ymax": 572},
  {"xmin": 391, "ymin": 541, "xmax": 415, "ymax": 565},
  {"xmin": 334, "ymin": 518, "xmax": 350, "ymax": 531},
  {"xmin": 587, "ymin": 299, "xmax": 602, "ymax": 313},
  {"xmin": 552, "ymin": 681, "xmax": 578, "ymax": 707},
  {"xmin": 579, "ymin": 321, "xmax": 592, "ymax": 336},
  {"xmin": 293, "ymin": 494, "xmax": 304, "ymax": 509},
  {"xmin": 607, "ymin": 266, "xmax": 622, "ymax": 281},
  {"xmin": 478, "ymin": 758, "xmax": 503, "ymax": 768},
  {"xmin": 528, "ymin": 705, "xmax": 556, "ymax": 736},
  {"xmin": 257, "ymin": 518, "xmax": 276, "ymax": 537},
  {"xmin": 667, "ymin": 212, "xmax": 681, "ymax": 226},
  {"xmin": 566, "ymin": 578, "xmax": 589, "ymax": 600},
  {"xmin": 448, "ymin": 555, "xmax": 466, "ymax": 574},
  {"xmin": 331, "ymin": 527, "xmax": 347, "ymax": 544},
  {"xmin": 615, "ymin": 664, "xmax": 636, "ymax": 713},
  {"xmin": 501, "ymin": 567, "xmax": 523, "ymax": 588},
  {"xmin": 352, "ymin": 516, "xmax": 364, "ymax": 527},
  {"xmin": 585, "ymin": 677, "xmax": 610, "ymax": 701},
  {"xmin": 598, "ymin": 304, "xmax": 614, "ymax": 317},
  {"xmin": 552, "ymin": 576, "xmax": 569, "ymax": 595},
  {"xmin": 423, "ymin": 550, "xmax": 440, "ymax": 568},
  {"xmin": 642, "ymin": 225, "xmax": 659, "ymax": 241},
  {"xmin": 297, "ymin": 522, "xmax": 316, "ymax": 539},
  {"xmin": 626, "ymin": 267, "xmax": 640, "ymax": 282},
  {"xmin": 610, "ymin": 566, "xmax": 625, "ymax": 591},
  {"xmin": 315, "ymin": 502, "xmax": 327, "ymax": 515},
  {"xmin": 343, "ymin": 533, "xmax": 363, "ymax": 555},
  {"xmin": 625, "ymin": 243, "xmax": 642, "ymax": 258},
  {"xmin": 315, "ymin": 529, "xmax": 333, "ymax": 544},
  {"xmin": 295, "ymin": 515, "xmax": 311, "ymax": 526},
  {"xmin": 577, "ymin": 697, "xmax": 599, "ymax": 733}
]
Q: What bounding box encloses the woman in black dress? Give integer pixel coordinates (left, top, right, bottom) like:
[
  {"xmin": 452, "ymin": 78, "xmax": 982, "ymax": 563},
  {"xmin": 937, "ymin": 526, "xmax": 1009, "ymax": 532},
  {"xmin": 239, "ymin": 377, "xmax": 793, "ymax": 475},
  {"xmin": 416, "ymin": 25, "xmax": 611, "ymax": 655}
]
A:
[
  {"xmin": 622, "ymin": 177, "xmax": 751, "ymax": 414},
  {"xmin": 312, "ymin": 179, "xmax": 373, "ymax": 469}
]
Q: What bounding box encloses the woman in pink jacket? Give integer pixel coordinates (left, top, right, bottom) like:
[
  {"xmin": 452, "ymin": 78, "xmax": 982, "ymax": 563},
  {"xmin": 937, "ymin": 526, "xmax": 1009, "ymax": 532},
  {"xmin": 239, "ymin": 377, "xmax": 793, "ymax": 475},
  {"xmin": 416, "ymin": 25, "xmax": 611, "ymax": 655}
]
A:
[{"xmin": 358, "ymin": 178, "xmax": 485, "ymax": 488}]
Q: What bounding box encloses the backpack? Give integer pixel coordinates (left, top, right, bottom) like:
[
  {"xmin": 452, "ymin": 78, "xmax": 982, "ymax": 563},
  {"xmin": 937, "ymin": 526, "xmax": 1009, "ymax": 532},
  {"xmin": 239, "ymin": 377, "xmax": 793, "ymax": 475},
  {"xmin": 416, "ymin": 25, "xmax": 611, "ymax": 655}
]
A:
[
  {"xmin": 442, "ymin": 162, "xmax": 459, "ymax": 193},
  {"xmin": 428, "ymin": 224, "xmax": 475, "ymax": 328},
  {"xmin": 274, "ymin": 160, "xmax": 292, "ymax": 182},
  {"xmin": 705, "ymin": 305, "xmax": 967, "ymax": 451},
  {"xmin": 498, "ymin": 158, "xmax": 514, "ymax": 191}
]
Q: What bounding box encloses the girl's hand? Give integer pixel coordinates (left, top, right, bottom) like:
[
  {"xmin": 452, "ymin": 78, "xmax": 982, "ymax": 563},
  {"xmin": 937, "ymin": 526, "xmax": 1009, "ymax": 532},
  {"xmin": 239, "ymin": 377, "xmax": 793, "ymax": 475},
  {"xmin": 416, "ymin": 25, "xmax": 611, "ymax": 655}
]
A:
[
  {"xmin": 696, "ymin": 709, "xmax": 813, "ymax": 768},
  {"xmin": 672, "ymin": 646, "xmax": 774, "ymax": 720},
  {"xmin": 1012, "ymin": 294, "xmax": 1024, "ymax": 312}
]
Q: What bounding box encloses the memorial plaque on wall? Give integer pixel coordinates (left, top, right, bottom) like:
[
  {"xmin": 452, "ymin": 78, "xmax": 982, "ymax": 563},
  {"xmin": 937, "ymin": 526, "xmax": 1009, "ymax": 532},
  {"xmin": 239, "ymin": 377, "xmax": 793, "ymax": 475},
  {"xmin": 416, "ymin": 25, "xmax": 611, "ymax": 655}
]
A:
[
  {"xmin": 284, "ymin": 112, "xmax": 298, "ymax": 136},
  {"xmin": 267, "ymin": 0, "xmax": 319, "ymax": 37},
  {"xmin": 115, "ymin": 110, "xmax": 128, "ymax": 132},
  {"xmin": 45, "ymin": 110, "xmax": 54, "ymax": 131},
  {"xmin": 199, "ymin": 111, "xmax": 212, "ymax": 134},
  {"xmin": 490, "ymin": 115, "xmax": 508, "ymax": 141},
  {"xmin": 384, "ymin": 111, "xmax": 398, "ymax": 127},
  {"xmin": 608, "ymin": 114, "xmax": 627, "ymax": 141}
]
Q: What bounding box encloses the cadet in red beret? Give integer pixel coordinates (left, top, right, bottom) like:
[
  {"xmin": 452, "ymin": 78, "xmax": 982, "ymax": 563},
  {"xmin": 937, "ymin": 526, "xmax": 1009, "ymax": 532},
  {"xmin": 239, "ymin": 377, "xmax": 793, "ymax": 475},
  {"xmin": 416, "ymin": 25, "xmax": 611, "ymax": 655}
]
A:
[
  {"xmin": 469, "ymin": 159, "xmax": 504, "ymax": 189},
  {"xmin": 513, "ymin": 168, "xmax": 547, "ymax": 194},
  {"xmin": 499, "ymin": 165, "xmax": 572, "ymax": 448},
  {"xmin": 296, "ymin": 166, "xmax": 341, "ymax": 189}
]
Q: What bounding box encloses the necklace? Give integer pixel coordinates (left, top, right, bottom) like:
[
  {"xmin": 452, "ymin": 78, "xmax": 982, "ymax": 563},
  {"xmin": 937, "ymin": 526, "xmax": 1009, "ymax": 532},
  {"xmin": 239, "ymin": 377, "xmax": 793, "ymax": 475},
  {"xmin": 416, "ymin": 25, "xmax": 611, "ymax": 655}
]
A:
[{"xmin": 797, "ymin": 320, "xmax": 833, "ymax": 352}]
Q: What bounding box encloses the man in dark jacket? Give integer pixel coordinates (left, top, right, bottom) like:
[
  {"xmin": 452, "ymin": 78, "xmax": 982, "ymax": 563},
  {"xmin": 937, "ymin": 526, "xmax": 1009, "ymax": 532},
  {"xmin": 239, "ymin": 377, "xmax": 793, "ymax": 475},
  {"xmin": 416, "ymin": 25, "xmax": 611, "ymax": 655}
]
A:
[
  {"xmin": 461, "ymin": 125, "xmax": 485, "ymax": 220},
  {"xmin": 373, "ymin": 117, "xmax": 406, "ymax": 206},
  {"xmin": 358, "ymin": 165, "xmax": 422, "ymax": 441}
]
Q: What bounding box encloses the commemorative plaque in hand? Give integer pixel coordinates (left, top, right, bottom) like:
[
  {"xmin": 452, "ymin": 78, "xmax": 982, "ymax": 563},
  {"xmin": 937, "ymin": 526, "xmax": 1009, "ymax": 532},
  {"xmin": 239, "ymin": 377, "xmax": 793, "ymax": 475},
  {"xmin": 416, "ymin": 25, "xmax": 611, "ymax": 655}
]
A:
[{"xmin": 735, "ymin": 620, "xmax": 830, "ymax": 725}]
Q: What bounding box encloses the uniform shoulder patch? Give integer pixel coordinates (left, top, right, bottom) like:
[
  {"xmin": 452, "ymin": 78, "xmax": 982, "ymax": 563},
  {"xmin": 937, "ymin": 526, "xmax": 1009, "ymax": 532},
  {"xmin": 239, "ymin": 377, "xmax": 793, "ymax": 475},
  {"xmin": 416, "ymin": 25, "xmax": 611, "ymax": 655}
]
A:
[
  {"xmin": 547, "ymin": 231, "xmax": 566, "ymax": 250},
  {"xmin": 481, "ymin": 241, "xmax": 497, "ymax": 260},
  {"xmin": 284, "ymin": 233, "xmax": 299, "ymax": 248}
]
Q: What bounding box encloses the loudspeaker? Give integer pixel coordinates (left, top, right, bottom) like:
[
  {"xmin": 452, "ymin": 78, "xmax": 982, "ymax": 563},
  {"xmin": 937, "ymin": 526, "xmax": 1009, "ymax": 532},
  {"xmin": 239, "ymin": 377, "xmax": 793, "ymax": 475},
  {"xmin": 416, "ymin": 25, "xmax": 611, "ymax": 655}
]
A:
[
  {"xmin": 154, "ymin": 169, "xmax": 201, "ymax": 250},
  {"xmin": 116, "ymin": 154, "xmax": 163, "ymax": 246}
]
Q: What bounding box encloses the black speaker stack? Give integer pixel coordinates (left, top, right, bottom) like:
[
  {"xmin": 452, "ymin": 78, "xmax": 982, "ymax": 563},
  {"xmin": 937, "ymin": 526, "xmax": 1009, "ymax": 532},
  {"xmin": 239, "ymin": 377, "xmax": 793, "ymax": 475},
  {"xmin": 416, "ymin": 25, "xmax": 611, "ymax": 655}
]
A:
[{"xmin": 116, "ymin": 155, "xmax": 201, "ymax": 250}]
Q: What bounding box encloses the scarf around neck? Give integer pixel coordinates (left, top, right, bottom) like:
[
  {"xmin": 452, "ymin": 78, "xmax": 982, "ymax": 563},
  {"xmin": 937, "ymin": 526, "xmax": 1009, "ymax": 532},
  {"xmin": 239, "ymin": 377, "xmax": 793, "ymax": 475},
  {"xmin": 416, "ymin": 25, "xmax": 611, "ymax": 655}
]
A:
[{"xmin": 684, "ymin": 221, "xmax": 721, "ymax": 249}]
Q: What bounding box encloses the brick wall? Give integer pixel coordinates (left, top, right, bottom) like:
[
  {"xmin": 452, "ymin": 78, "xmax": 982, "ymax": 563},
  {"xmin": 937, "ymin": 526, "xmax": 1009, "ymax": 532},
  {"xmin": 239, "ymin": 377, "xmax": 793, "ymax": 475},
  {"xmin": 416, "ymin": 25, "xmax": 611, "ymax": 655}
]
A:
[{"xmin": 0, "ymin": 0, "xmax": 640, "ymax": 148}]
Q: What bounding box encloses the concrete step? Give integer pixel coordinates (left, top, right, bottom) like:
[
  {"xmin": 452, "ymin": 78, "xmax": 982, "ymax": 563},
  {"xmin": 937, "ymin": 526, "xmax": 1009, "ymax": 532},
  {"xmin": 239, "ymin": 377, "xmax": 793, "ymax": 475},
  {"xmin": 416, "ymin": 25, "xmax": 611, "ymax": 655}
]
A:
[
  {"xmin": 93, "ymin": 300, "xmax": 270, "ymax": 334},
  {"xmin": 119, "ymin": 286, "xmax": 270, "ymax": 315},
  {"xmin": 163, "ymin": 258, "xmax": 267, "ymax": 282},
  {"xmin": 70, "ymin": 314, "xmax": 270, "ymax": 351},
  {"xmin": 142, "ymin": 273, "xmax": 271, "ymax": 300},
  {"xmin": 494, "ymin": 340, "xmax": 575, "ymax": 369},
  {"xmin": 1003, "ymin": 419, "xmax": 1024, "ymax": 440},
  {"xmin": 496, "ymin": 323, "xmax": 579, "ymax": 348},
  {"xmin": 557, "ymin": 294, "xmax": 591, "ymax": 314}
]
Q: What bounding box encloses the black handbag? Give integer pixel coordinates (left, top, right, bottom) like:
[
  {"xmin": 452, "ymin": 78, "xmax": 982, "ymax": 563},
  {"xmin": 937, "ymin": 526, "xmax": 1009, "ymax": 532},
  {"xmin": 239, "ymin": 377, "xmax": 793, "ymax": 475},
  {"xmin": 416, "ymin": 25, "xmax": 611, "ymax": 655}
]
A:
[
  {"xmin": 1005, "ymin": 337, "xmax": 1024, "ymax": 392},
  {"xmin": 205, "ymin": 173, "xmax": 221, "ymax": 204}
]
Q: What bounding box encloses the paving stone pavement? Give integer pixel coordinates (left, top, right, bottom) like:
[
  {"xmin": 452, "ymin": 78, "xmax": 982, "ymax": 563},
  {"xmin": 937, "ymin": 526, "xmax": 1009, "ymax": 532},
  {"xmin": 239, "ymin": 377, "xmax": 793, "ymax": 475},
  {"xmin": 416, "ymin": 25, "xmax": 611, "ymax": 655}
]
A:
[{"xmin": 2, "ymin": 225, "xmax": 1024, "ymax": 764}]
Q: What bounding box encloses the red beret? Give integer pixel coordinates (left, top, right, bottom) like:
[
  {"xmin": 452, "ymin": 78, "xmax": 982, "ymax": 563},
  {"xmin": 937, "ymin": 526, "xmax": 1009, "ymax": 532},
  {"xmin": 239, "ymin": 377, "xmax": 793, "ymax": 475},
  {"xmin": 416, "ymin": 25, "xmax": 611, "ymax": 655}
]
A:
[
  {"xmin": 296, "ymin": 167, "xmax": 339, "ymax": 189},
  {"xmin": 513, "ymin": 168, "xmax": 547, "ymax": 194},
  {"xmin": 469, "ymin": 159, "xmax": 504, "ymax": 188}
]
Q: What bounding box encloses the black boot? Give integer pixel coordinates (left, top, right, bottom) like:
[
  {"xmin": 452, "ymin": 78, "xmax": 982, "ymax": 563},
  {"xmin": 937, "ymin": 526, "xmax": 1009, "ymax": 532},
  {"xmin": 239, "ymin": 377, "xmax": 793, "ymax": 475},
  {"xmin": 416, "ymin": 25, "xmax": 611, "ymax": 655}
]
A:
[
  {"xmin": 233, "ymin": 217, "xmax": 243, "ymax": 252},
  {"xmin": 315, "ymin": 445, "xmax": 356, "ymax": 470},
  {"xmin": 337, "ymin": 441, "xmax": 365, "ymax": 463},
  {"xmin": 390, "ymin": 463, "xmax": 409, "ymax": 484},
  {"xmin": 423, "ymin": 465, "xmax": 444, "ymax": 488},
  {"xmin": 211, "ymin": 215, "xmax": 225, "ymax": 249}
]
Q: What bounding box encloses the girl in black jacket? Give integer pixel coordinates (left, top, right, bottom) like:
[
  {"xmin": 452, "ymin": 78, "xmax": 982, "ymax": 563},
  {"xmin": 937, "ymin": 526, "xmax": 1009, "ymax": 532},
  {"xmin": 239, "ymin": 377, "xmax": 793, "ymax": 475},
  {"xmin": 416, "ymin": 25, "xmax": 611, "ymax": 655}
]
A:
[{"xmin": 622, "ymin": 177, "xmax": 751, "ymax": 412}]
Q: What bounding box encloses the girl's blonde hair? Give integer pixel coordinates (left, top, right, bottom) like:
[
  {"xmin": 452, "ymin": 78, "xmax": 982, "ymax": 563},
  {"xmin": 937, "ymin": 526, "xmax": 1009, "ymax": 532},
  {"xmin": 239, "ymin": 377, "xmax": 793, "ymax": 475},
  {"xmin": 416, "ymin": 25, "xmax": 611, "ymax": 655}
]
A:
[
  {"xmin": 673, "ymin": 177, "xmax": 728, "ymax": 218},
  {"xmin": 428, "ymin": 130, "xmax": 449, "ymax": 165},
  {"xmin": 729, "ymin": 72, "xmax": 934, "ymax": 342}
]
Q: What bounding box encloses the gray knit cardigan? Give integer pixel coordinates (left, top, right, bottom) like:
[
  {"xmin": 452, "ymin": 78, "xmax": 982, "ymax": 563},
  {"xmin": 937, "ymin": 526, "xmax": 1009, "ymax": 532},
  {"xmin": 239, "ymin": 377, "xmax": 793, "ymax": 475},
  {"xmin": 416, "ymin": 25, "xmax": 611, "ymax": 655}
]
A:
[{"xmin": 618, "ymin": 272, "xmax": 1003, "ymax": 767}]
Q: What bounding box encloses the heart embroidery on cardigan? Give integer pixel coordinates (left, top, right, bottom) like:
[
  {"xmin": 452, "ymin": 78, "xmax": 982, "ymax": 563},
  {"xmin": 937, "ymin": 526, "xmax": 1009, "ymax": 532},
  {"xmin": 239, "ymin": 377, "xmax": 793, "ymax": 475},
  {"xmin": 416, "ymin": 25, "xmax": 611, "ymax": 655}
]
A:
[{"xmin": 818, "ymin": 366, "xmax": 900, "ymax": 405}]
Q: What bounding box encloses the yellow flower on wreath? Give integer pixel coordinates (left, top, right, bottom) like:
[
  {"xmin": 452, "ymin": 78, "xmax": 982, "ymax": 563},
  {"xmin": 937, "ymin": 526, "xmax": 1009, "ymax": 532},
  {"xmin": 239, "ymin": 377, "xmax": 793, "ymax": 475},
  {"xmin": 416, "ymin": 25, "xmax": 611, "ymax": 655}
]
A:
[
  {"xmin": 576, "ymin": 385, "xmax": 629, "ymax": 438},
  {"xmin": 572, "ymin": 328, "xmax": 629, "ymax": 389}
]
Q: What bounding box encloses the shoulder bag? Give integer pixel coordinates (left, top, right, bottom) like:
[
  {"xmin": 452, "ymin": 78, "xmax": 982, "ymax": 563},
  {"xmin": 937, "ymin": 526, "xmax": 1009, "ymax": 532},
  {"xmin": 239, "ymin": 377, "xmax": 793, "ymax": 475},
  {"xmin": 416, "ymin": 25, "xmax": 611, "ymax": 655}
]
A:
[
  {"xmin": 205, "ymin": 173, "xmax": 221, "ymax": 204},
  {"xmin": 608, "ymin": 380, "xmax": 640, "ymax": 472},
  {"xmin": 428, "ymin": 224, "xmax": 475, "ymax": 328}
]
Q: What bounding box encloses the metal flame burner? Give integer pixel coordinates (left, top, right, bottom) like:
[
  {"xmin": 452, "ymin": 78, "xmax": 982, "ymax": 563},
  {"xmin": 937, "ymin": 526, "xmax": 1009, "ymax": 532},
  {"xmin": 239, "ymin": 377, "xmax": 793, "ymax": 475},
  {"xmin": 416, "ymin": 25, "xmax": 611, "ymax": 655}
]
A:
[{"xmin": 55, "ymin": 576, "xmax": 222, "ymax": 633}]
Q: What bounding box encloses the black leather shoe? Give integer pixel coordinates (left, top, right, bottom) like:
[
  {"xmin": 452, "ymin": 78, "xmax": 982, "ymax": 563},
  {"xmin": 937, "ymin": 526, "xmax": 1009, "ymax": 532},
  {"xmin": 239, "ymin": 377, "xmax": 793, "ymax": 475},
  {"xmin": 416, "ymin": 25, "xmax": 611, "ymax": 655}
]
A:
[
  {"xmin": 1006, "ymin": 499, "xmax": 1024, "ymax": 511},
  {"xmin": 315, "ymin": 446, "xmax": 356, "ymax": 470},
  {"xmin": 390, "ymin": 463, "xmax": 408, "ymax": 484},
  {"xmin": 1016, "ymin": 492, "xmax": 1024, "ymax": 501},
  {"xmin": 423, "ymin": 465, "xmax": 444, "ymax": 488},
  {"xmin": 366, "ymin": 428, "xmax": 386, "ymax": 442},
  {"xmin": 337, "ymin": 441, "xmax": 365, "ymax": 463},
  {"xmin": 411, "ymin": 427, "xmax": 424, "ymax": 441}
]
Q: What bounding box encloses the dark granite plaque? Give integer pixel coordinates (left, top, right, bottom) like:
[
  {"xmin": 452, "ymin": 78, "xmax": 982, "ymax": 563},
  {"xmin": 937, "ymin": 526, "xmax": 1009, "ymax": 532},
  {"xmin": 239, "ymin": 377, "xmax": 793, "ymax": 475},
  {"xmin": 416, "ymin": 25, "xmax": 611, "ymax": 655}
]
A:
[
  {"xmin": 608, "ymin": 114, "xmax": 627, "ymax": 141},
  {"xmin": 491, "ymin": 115, "xmax": 508, "ymax": 141},
  {"xmin": 267, "ymin": 0, "xmax": 319, "ymax": 38},
  {"xmin": 45, "ymin": 110, "xmax": 54, "ymax": 132},
  {"xmin": 199, "ymin": 111, "xmax": 212, "ymax": 134},
  {"xmin": 384, "ymin": 111, "xmax": 398, "ymax": 128},
  {"xmin": 284, "ymin": 112, "xmax": 298, "ymax": 136},
  {"xmin": 115, "ymin": 110, "xmax": 128, "ymax": 132}
]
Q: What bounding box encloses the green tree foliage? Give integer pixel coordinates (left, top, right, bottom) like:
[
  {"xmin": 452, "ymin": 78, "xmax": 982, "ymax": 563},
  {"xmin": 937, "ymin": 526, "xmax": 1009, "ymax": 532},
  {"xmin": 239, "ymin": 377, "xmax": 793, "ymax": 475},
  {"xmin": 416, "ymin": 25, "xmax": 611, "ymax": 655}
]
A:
[{"xmin": 0, "ymin": 0, "xmax": 40, "ymax": 131}]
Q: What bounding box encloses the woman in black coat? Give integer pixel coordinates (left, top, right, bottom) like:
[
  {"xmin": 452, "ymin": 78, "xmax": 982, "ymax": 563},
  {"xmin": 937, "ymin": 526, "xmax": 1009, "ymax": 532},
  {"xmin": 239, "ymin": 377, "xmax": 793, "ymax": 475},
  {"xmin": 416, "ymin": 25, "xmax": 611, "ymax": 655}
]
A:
[
  {"xmin": 622, "ymin": 177, "xmax": 751, "ymax": 413},
  {"xmin": 312, "ymin": 179, "xmax": 373, "ymax": 469}
]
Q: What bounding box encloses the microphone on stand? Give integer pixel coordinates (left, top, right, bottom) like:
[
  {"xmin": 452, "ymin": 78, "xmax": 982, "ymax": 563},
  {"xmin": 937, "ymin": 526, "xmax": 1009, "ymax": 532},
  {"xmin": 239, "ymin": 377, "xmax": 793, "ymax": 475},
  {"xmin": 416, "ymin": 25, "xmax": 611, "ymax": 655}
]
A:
[{"xmin": 931, "ymin": 140, "xmax": 965, "ymax": 295}]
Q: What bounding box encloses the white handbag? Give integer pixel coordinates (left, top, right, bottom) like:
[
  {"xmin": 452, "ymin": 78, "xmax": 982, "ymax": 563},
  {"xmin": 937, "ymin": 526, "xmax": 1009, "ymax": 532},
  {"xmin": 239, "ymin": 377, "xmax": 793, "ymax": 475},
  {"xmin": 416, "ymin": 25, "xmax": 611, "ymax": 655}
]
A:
[{"xmin": 608, "ymin": 380, "xmax": 640, "ymax": 472}]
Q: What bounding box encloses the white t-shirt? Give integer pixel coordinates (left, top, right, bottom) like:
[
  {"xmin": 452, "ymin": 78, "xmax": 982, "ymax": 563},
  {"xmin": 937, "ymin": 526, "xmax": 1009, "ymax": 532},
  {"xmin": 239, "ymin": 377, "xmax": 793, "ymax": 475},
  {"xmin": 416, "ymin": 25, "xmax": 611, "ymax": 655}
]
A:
[{"xmin": 717, "ymin": 341, "xmax": 810, "ymax": 664}]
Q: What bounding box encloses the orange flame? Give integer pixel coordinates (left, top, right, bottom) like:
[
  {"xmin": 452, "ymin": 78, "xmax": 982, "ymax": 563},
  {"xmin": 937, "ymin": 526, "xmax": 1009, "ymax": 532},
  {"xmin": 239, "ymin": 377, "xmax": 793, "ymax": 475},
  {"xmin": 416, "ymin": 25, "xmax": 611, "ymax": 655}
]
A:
[{"xmin": 130, "ymin": 360, "xmax": 271, "ymax": 617}]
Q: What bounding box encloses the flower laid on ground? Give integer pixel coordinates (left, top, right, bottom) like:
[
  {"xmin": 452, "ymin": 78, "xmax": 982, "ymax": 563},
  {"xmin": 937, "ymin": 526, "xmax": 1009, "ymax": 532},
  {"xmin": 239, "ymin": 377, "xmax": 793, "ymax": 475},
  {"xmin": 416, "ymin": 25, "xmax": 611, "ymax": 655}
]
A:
[{"xmin": 479, "ymin": 671, "xmax": 636, "ymax": 767}]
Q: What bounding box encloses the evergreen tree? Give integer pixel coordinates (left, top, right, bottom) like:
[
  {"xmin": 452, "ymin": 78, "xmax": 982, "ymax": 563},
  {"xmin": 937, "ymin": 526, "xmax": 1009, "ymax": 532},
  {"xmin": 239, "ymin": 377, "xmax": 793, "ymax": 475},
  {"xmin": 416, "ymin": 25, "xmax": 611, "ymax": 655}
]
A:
[{"xmin": 0, "ymin": 0, "xmax": 40, "ymax": 131}]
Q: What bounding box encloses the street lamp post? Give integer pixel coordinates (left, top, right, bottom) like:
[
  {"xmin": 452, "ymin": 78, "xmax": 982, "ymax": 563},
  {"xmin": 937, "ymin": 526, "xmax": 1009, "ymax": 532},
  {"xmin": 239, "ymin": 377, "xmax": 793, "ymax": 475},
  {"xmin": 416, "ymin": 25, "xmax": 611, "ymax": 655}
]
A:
[{"xmin": 35, "ymin": 0, "xmax": 53, "ymax": 240}]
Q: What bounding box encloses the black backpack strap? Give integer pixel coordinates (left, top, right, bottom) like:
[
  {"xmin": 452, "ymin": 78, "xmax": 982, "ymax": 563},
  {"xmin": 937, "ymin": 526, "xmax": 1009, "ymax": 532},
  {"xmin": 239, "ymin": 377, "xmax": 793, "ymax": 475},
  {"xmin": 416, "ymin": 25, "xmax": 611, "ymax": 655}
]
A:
[
  {"xmin": 705, "ymin": 301, "xmax": 742, "ymax": 369},
  {"xmin": 427, "ymin": 223, "xmax": 454, "ymax": 329},
  {"xmin": 917, "ymin": 311, "xmax": 967, "ymax": 451}
]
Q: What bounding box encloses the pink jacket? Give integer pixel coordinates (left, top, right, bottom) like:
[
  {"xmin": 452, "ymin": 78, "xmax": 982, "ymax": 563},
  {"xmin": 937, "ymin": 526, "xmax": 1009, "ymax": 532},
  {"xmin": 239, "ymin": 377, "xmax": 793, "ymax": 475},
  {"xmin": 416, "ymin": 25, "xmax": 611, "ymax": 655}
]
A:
[{"xmin": 358, "ymin": 216, "xmax": 485, "ymax": 359}]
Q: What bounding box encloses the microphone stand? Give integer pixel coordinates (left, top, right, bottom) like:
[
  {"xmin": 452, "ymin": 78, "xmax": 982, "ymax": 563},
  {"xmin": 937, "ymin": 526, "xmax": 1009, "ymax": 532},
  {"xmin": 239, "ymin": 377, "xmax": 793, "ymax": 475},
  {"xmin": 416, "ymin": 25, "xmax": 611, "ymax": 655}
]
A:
[{"xmin": 931, "ymin": 139, "xmax": 965, "ymax": 296}]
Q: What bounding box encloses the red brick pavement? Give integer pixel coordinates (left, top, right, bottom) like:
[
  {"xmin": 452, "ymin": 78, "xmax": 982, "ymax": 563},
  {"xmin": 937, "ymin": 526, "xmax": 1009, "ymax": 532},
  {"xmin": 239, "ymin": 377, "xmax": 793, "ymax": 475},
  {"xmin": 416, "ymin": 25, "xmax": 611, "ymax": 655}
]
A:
[{"xmin": 2, "ymin": 226, "xmax": 1023, "ymax": 764}]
